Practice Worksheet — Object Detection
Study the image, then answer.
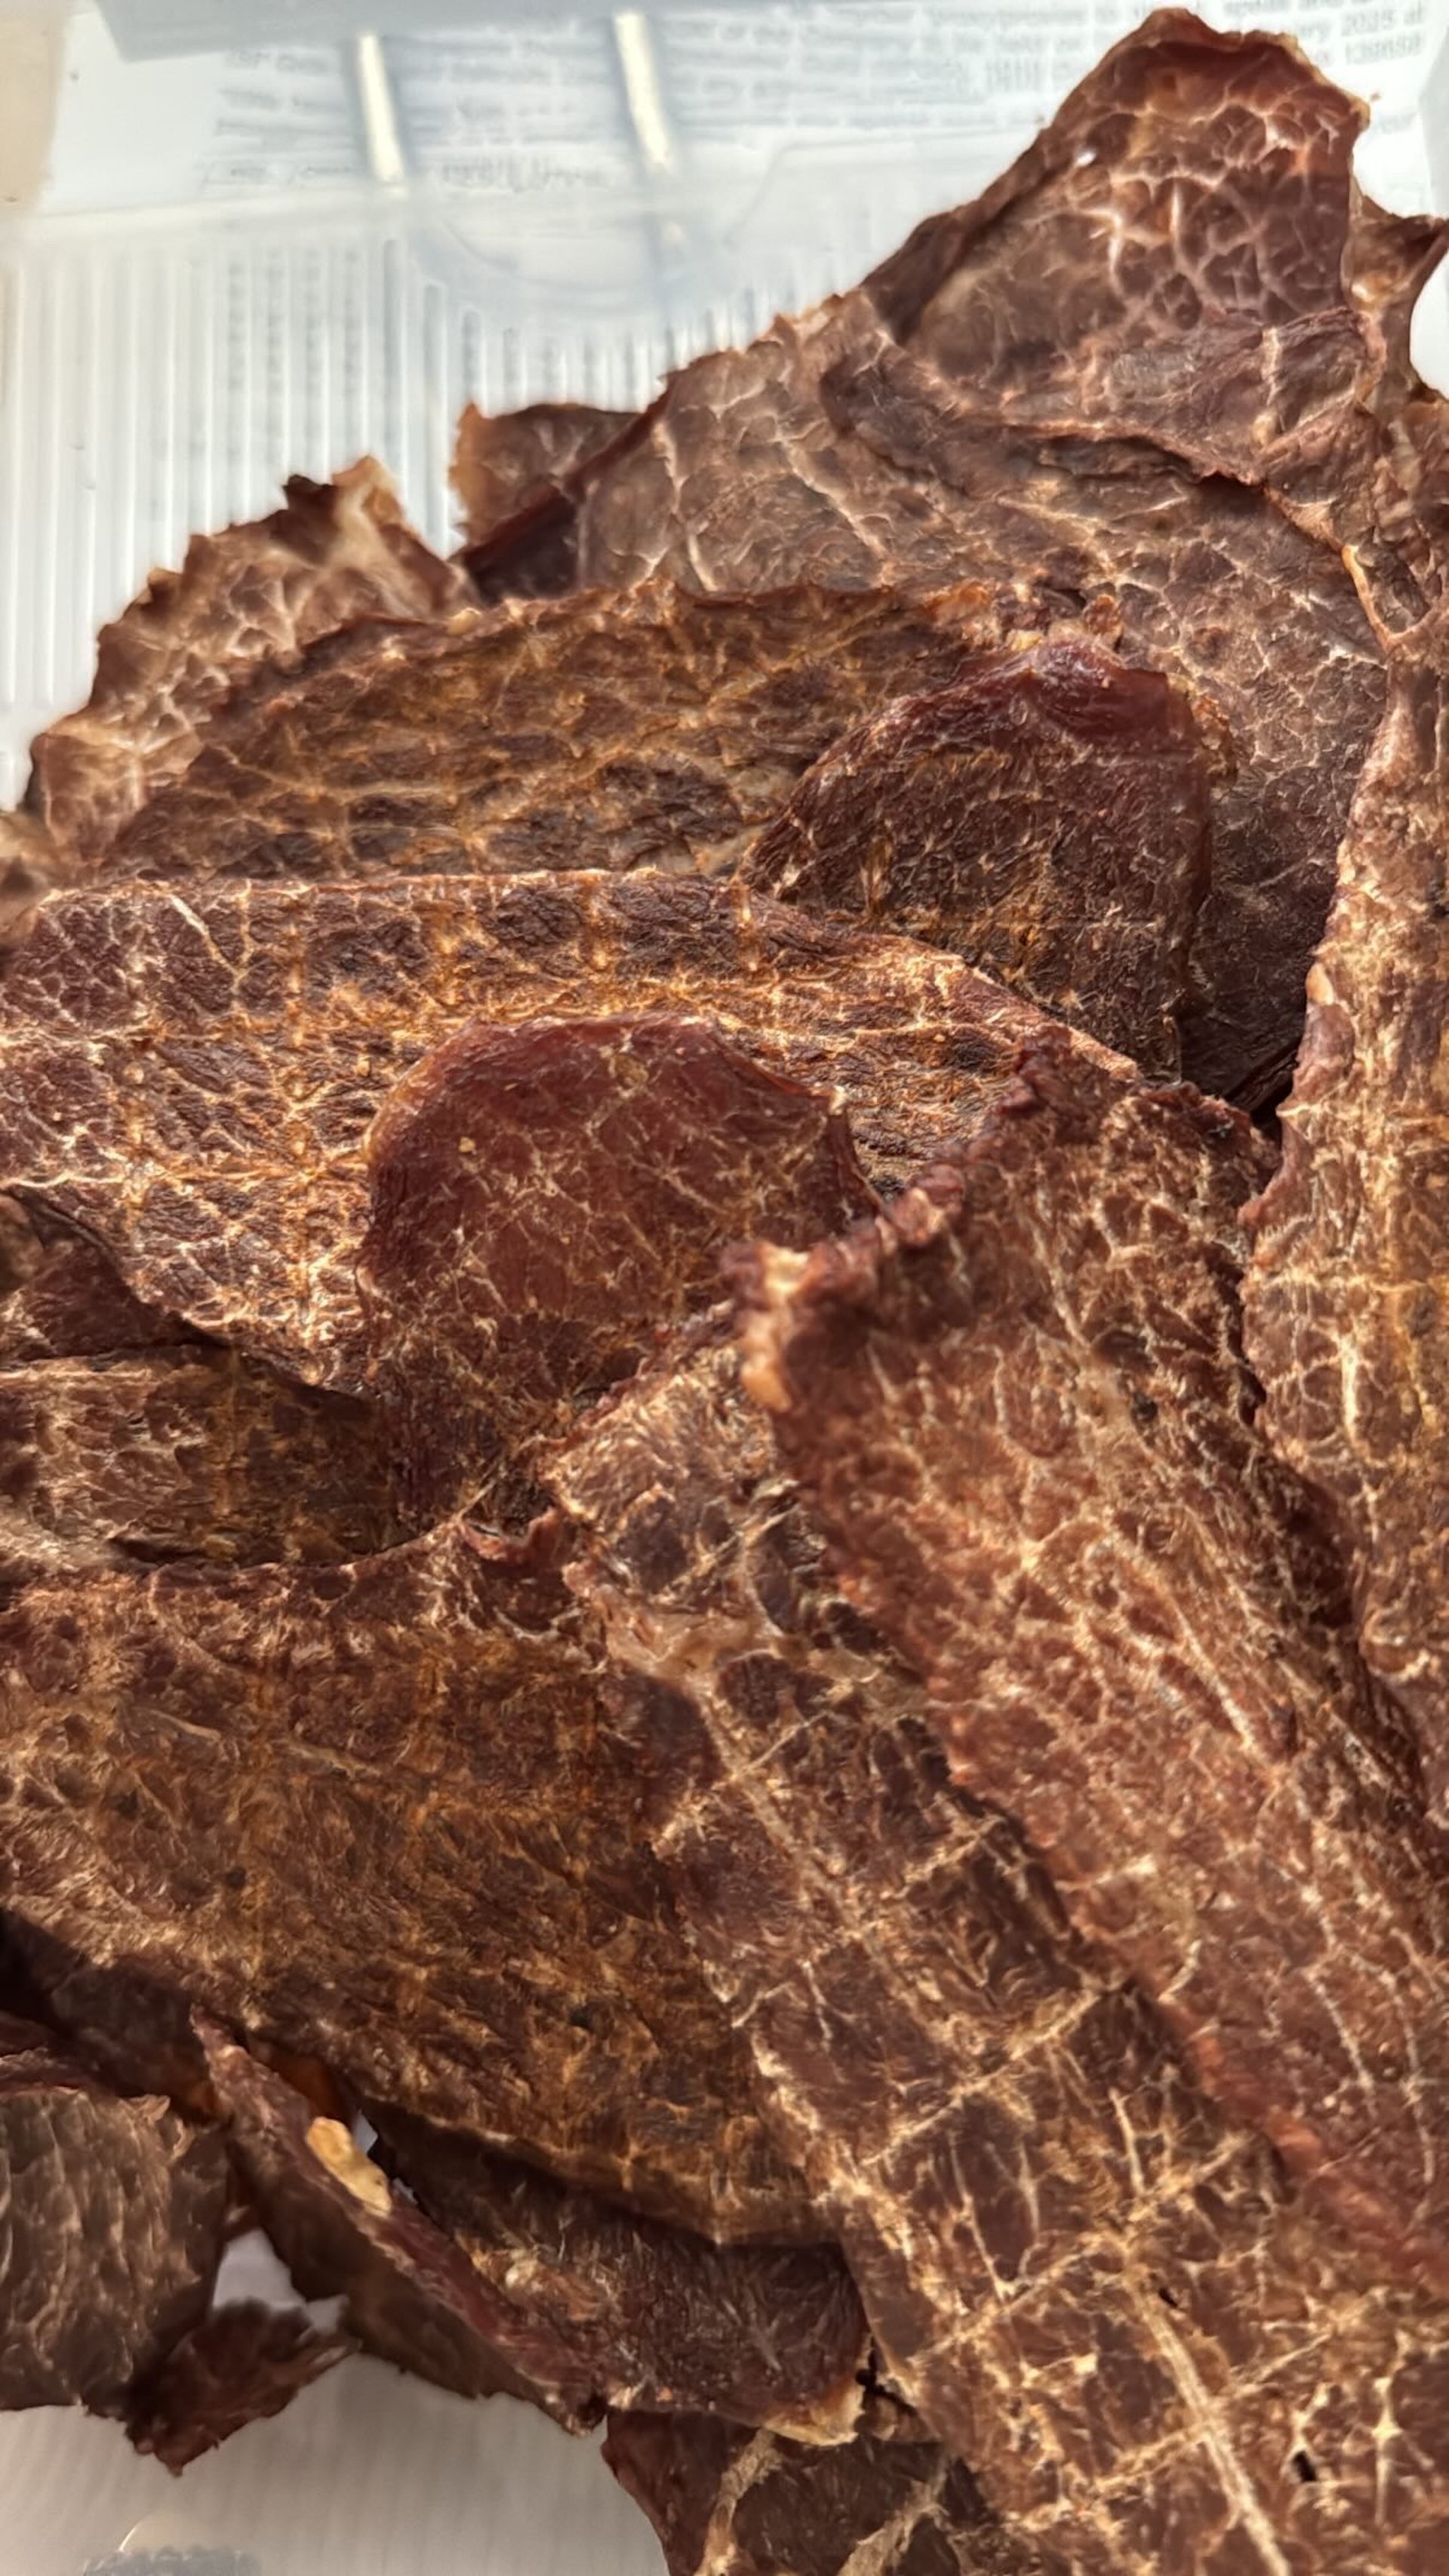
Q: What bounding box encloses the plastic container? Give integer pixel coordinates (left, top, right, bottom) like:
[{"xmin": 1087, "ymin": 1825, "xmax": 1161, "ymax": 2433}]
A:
[{"xmin": 1, "ymin": 2, "xmax": 1447, "ymax": 2567}]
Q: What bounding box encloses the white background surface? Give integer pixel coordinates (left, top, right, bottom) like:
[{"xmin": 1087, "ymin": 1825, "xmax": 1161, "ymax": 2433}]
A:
[{"xmin": 1, "ymin": 4, "xmax": 1447, "ymax": 2567}]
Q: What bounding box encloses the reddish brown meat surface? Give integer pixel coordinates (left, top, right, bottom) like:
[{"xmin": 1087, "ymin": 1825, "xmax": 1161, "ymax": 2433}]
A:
[
  {"xmin": 744, "ymin": 636, "xmax": 1211, "ymax": 1072},
  {"xmin": 737, "ymin": 1042, "xmax": 1449, "ymax": 2295},
  {"xmin": 1245, "ymin": 629, "xmax": 1449, "ymax": 1827}
]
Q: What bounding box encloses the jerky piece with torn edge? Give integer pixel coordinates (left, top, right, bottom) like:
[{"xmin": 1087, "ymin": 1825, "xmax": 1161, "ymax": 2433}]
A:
[
  {"xmin": 604, "ymin": 2411, "xmax": 1036, "ymax": 2576},
  {"xmin": 1244, "ymin": 632, "xmax": 1449, "ymax": 1828},
  {"xmin": 735, "ymin": 1039, "xmax": 1449, "ymax": 2296},
  {"xmin": 562, "ymin": 290, "xmax": 1381, "ymax": 1106},
  {"xmin": 453, "ymin": 399, "xmax": 640, "ymax": 600},
  {"xmin": 0, "ymin": 1348, "xmax": 409, "ymax": 1590},
  {"xmin": 0, "ymin": 874, "xmax": 1058, "ymax": 1386},
  {"xmin": 19, "ymin": 460, "xmax": 468, "ymax": 879},
  {"xmin": 557, "ymin": 1327, "xmax": 1449, "ymax": 2574},
  {"xmin": 744, "ymin": 636, "xmax": 1211, "ymax": 1073},
  {"xmin": 360, "ymin": 1014, "xmax": 873, "ymax": 1520},
  {"xmin": 867, "ymin": 13, "xmax": 1364, "ymax": 414},
  {"xmin": 0, "ymin": 1519, "xmax": 808, "ymax": 2244},
  {"xmin": 0, "ymin": 1200, "xmax": 195, "ymax": 1367},
  {"xmin": 815, "ymin": 341, "xmax": 1384, "ymax": 1107},
  {"xmin": 99, "ymin": 581, "xmax": 1032, "ymax": 890},
  {"xmin": 371, "ymin": 2104, "xmax": 869, "ymax": 2439},
  {"xmin": 865, "ymin": 12, "xmax": 1449, "ymax": 625},
  {"xmin": 0, "ymin": 2008, "xmax": 226, "ymax": 2409},
  {"xmin": 208, "ymin": 2036, "xmax": 864, "ymax": 2439},
  {"xmin": 122, "ymin": 2301, "xmax": 357, "ymax": 2471}
]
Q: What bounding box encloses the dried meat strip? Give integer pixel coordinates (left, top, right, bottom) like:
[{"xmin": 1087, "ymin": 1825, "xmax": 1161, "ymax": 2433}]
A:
[
  {"xmin": 0, "ymin": 1201, "xmax": 195, "ymax": 1367},
  {"xmin": 122, "ymin": 2301, "xmax": 356, "ymax": 2472},
  {"xmin": 604, "ymin": 2411, "xmax": 1036, "ymax": 2576},
  {"xmin": 204, "ymin": 2029, "xmax": 604, "ymax": 2428},
  {"xmin": 0, "ymin": 1349, "xmax": 408, "ymax": 1587},
  {"xmin": 209, "ymin": 2037, "xmax": 863, "ymax": 2441},
  {"xmin": 557, "ymin": 1327, "xmax": 1449, "ymax": 2574},
  {"xmin": 20, "ymin": 461, "xmax": 468, "ymax": 878},
  {"xmin": 371, "ymin": 2105, "xmax": 869, "ymax": 2439},
  {"xmin": 361, "ymin": 1014, "xmax": 872, "ymax": 1519},
  {"xmin": 97, "ymin": 582, "xmax": 1029, "ymax": 891},
  {"xmin": 817, "ymin": 344, "xmax": 1383, "ymax": 1106},
  {"xmin": 0, "ymin": 1520, "xmax": 808, "ymax": 2244},
  {"xmin": 0, "ymin": 874, "xmax": 1061, "ymax": 1386},
  {"xmin": 0, "ymin": 2009, "xmax": 226, "ymax": 2409},
  {"xmin": 735, "ymin": 1039, "xmax": 1449, "ymax": 2297},
  {"xmin": 453, "ymin": 399, "xmax": 640, "ymax": 599},
  {"xmin": 866, "ymin": 14, "xmax": 1364, "ymax": 416},
  {"xmin": 744, "ymin": 637, "xmax": 1211, "ymax": 1073},
  {"xmin": 864, "ymin": 14, "xmax": 1449, "ymax": 626},
  {"xmin": 1244, "ymin": 632, "xmax": 1449, "ymax": 1827}
]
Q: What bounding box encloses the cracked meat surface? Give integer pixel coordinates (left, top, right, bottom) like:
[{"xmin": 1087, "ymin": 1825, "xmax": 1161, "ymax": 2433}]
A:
[
  {"xmin": 0, "ymin": 1521, "xmax": 809, "ymax": 2242},
  {"xmin": 744, "ymin": 636, "xmax": 1211, "ymax": 1073},
  {"xmin": 1245, "ymin": 631, "xmax": 1449, "ymax": 1830},
  {"xmin": 735, "ymin": 1041, "xmax": 1449, "ymax": 2299},
  {"xmin": 0, "ymin": 872, "xmax": 1066, "ymax": 1384}
]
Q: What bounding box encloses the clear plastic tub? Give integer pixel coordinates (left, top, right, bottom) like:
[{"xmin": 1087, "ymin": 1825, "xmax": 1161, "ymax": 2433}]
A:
[{"xmin": 2, "ymin": 2, "xmax": 1447, "ymax": 2567}]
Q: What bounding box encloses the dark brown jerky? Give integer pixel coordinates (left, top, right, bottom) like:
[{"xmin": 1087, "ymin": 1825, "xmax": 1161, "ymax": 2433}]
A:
[
  {"xmin": 1244, "ymin": 637, "xmax": 1449, "ymax": 1828},
  {"xmin": 0, "ymin": 1201, "xmax": 195, "ymax": 1367},
  {"xmin": 817, "ymin": 345, "xmax": 1384, "ymax": 1106},
  {"xmin": 557, "ymin": 1328, "xmax": 1449, "ymax": 2574},
  {"xmin": 202, "ymin": 2030, "xmax": 600, "ymax": 2427},
  {"xmin": 0, "ymin": 1520, "xmax": 808, "ymax": 2242},
  {"xmin": 0, "ymin": 1915, "xmax": 213, "ymax": 2107},
  {"xmin": 453, "ymin": 399, "xmax": 638, "ymax": 598},
  {"xmin": 0, "ymin": 1350, "xmax": 408, "ymax": 1588},
  {"xmin": 372, "ymin": 2107, "xmax": 869, "ymax": 2438},
  {"xmin": 100, "ymin": 580, "xmax": 1029, "ymax": 890},
  {"xmin": 869, "ymin": 16, "xmax": 1360, "ymax": 383},
  {"xmin": 123, "ymin": 2301, "xmax": 356, "ymax": 2470},
  {"xmin": 735, "ymin": 1039, "xmax": 1449, "ymax": 2295},
  {"xmin": 0, "ymin": 2009, "xmax": 226, "ymax": 2408},
  {"xmin": 361, "ymin": 1014, "xmax": 872, "ymax": 1519},
  {"xmin": 864, "ymin": 15, "xmax": 1449, "ymax": 626},
  {"xmin": 20, "ymin": 460, "xmax": 467, "ymax": 877},
  {"xmin": 744, "ymin": 638, "xmax": 1211, "ymax": 1073},
  {"xmin": 605, "ymin": 2412, "xmax": 1035, "ymax": 2576},
  {"xmin": 557, "ymin": 279, "xmax": 1382, "ymax": 1106},
  {"xmin": 0, "ymin": 873, "xmax": 1063, "ymax": 1386}
]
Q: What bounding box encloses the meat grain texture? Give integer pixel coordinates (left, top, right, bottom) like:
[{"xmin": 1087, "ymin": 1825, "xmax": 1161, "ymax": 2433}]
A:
[{"xmin": 0, "ymin": 11, "xmax": 1447, "ymax": 2571}]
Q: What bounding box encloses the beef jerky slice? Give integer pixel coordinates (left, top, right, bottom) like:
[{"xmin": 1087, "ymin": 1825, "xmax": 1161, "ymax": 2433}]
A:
[
  {"xmin": 867, "ymin": 14, "xmax": 1363, "ymax": 411},
  {"xmin": 737, "ymin": 1039, "xmax": 1449, "ymax": 2294},
  {"xmin": 453, "ymin": 399, "xmax": 637, "ymax": 545},
  {"xmin": 202, "ymin": 2029, "xmax": 601, "ymax": 2427},
  {"xmin": 123, "ymin": 2301, "xmax": 356, "ymax": 2471},
  {"xmin": 18, "ymin": 460, "xmax": 467, "ymax": 877},
  {"xmin": 817, "ymin": 344, "xmax": 1384, "ymax": 1106},
  {"xmin": 558, "ymin": 1330, "xmax": 1449, "ymax": 2573},
  {"xmin": 361, "ymin": 1014, "xmax": 873, "ymax": 1519},
  {"xmin": 562, "ymin": 285, "xmax": 1381, "ymax": 1105},
  {"xmin": 1244, "ymin": 639, "xmax": 1449, "ymax": 1826},
  {"xmin": 0, "ymin": 1519, "xmax": 805, "ymax": 2242},
  {"xmin": 865, "ymin": 14, "xmax": 1449, "ymax": 625},
  {"xmin": 0, "ymin": 873, "xmax": 1064, "ymax": 1386},
  {"xmin": 0, "ymin": 1349, "xmax": 408, "ymax": 1588},
  {"xmin": 0, "ymin": 2009, "xmax": 226, "ymax": 2408},
  {"xmin": 605, "ymin": 2413, "xmax": 1032, "ymax": 2576},
  {"xmin": 452, "ymin": 399, "xmax": 639, "ymax": 599},
  {"xmin": 745, "ymin": 637, "xmax": 1211, "ymax": 1073},
  {"xmin": 371, "ymin": 2106, "xmax": 868, "ymax": 2438},
  {"xmin": 0, "ymin": 1200, "xmax": 195, "ymax": 1366},
  {"xmin": 209, "ymin": 2036, "xmax": 861, "ymax": 2439},
  {"xmin": 99, "ymin": 581, "xmax": 1028, "ymax": 889}
]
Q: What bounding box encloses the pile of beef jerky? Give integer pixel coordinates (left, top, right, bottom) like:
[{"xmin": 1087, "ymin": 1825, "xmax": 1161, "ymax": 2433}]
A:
[{"xmin": 2, "ymin": 13, "xmax": 1448, "ymax": 2570}]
